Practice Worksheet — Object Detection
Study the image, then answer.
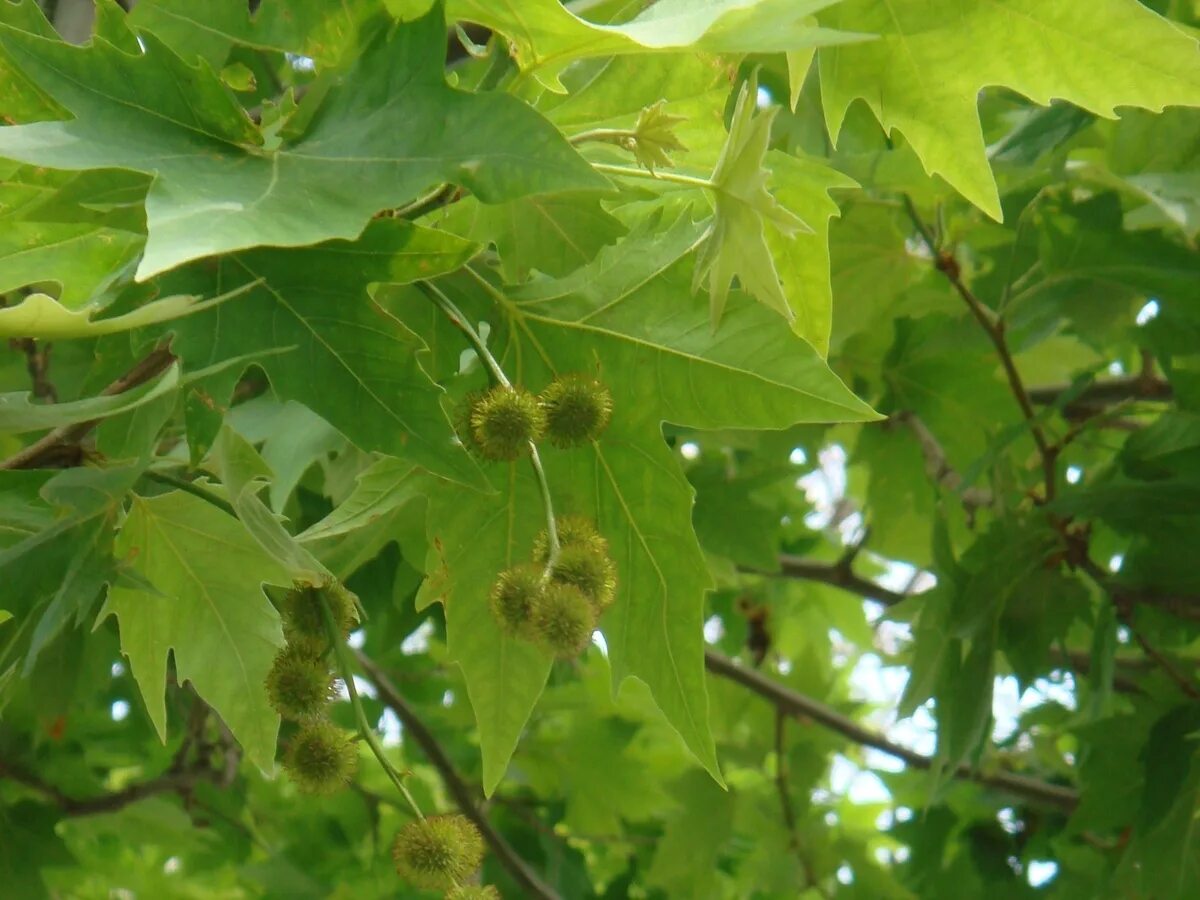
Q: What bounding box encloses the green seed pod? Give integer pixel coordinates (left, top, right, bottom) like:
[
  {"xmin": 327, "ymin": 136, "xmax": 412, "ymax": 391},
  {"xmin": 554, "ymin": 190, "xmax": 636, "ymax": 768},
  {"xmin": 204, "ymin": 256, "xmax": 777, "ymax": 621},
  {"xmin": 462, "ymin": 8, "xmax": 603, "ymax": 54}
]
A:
[
  {"xmin": 488, "ymin": 564, "xmax": 543, "ymax": 637},
  {"xmin": 393, "ymin": 814, "xmax": 486, "ymax": 891},
  {"xmin": 265, "ymin": 645, "xmax": 336, "ymax": 720},
  {"xmin": 532, "ymin": 515, "xmax": 607, "ymax": 564},
  {"xmin": 282, "ymin": 583, "xmax": 355, "ymax": 646},
  {"xmin": 282, "ymin": 720, "xmax": 358, "ymax": 795},
  {"xmin": 550, "ymin": 543, "xmax": 617, "ymax": 614},
  {"xmin": 531, "ymin": 582, "xmax": 597, "ymax": 659},
  {"xmin": 538, "ymin": 374, "xmax": 613, "ymax": 447},
  {"xmin": 447, "ymin": 886, "xmax": 502, "ymax": 900},
  {"xmin": 469, "ymin": 386, "xmax": 545, "ymax": 461}
]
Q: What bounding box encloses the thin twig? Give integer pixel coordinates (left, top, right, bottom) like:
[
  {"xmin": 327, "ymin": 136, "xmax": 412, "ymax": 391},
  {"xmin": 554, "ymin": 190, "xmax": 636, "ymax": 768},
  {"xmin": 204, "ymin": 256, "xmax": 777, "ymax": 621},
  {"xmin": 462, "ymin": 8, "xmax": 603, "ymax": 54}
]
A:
[
  {"xmin": 0, "ymin": 760, "xmax": 217, "ymax": 817},
  {"xmin": 704, "ymin": 651, "xmax": 1079, "ymax": 812},
  {"xmin": 893, "ymin": 411, "xmax": 994, "ymax": 510},
  {"xmin": 140, "ymin": 470, "xmax": 236, "ymax": 517},
  {"xmin": 318, "ymin": 594, "xmax": 424, "ymax": 819},
  {"xmin": 355, "ymin": 650, "xmax": 561, "ymax": 900},
  {"xmin": 589, "ymin": 161, "xmax": 715, "ymax": 191},
  {"xmin": 1121, "ymin": 618, "xmax": 1200, "ymax": 701},
  {"xmin": 900, "ymin": 194, "xmax": 1057, "ymax": 500},
  {"xmin": 419, "ymin": 277, "xmax": 562, "ymax": 567},
  {"xmin": 743, "ymin": 556, "xmax": 908, "ymax": 607},
  {"xmin": 0, "ymin": 343, "xmax": 176, "ymax": 470}
]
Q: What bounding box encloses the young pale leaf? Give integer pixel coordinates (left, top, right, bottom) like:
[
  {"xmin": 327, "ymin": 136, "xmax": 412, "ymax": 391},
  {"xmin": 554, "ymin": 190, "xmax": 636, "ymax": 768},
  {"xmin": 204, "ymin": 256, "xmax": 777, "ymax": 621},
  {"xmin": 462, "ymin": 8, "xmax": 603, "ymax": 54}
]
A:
[
  {"xmin": 0, "ymin": 364, "xmax": 179, "ymax": 434},
  {"xmin": 0, "ymin": 6, "xmax": 604, "ymax": 278},
  {"xmin": 632, "ymin": 100, "xmax": 689, "ymax": 172},
  {"xmin": 449, "ymin": 0, "xmax": 863, "ymax": 90},
  {"xmin": 818, "ymin": 0, "xmax": 1200, "ymax": 220},
  {"xmin": 0, "ymin": 282, "xmax": 255, "ymax": 341},
  {"xmin": 102, "ymin": 491, "xmax": 291, "ymax": 772},
  {"xmin": 693, "ymin": 78, "xmax": 811, "ymax": 329}
]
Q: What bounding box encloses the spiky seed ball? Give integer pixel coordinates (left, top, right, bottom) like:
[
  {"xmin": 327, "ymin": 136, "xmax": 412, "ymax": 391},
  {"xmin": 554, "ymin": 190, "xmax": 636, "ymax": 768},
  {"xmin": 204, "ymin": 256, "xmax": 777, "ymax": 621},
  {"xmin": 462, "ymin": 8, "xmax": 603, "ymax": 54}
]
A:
[
  {"xmin": 393, "ymin": 814, "xmax": 486, "ymax": 891},
  {"xmin": 532, "ymin": 515, "xmax": 608, "ymax": 564},
  {"xmin": 448, "ymin": 886, "xmax": 502, "ymax": 900},
  {"xmin": 489, "ymin": 564, "xmax": 543, "ymax": 637},
  {"xmin": 282, "ymin": 720, "xmax": 358, "ymax": 795},
  {"xmin": 265, "ymin": 645, "xmax": 336, "ymax": 720},
  {"xmin": 531, "ymin": 582, "xmax": 596, "ymax": 659},
  {"xmin": 538, "ymin": 374, "xmax": 613, "ymax": 447},
  {"xmin": 282, "ymin": 584, "xmax": 355, "ymax": 646},
  {"xmin": 550, "ymin": 543, "xmax": 617, "ymax": 614},
  {"xmin": 469, "ymin": 386, "xmax": 545, "ymax": 461}
]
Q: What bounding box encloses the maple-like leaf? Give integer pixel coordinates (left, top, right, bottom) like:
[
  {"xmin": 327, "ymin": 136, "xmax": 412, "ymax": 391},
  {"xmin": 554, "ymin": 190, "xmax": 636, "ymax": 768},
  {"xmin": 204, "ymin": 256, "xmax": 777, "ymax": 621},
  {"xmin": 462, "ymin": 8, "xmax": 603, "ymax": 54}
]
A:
[
  {"xmin": 0, "ymin": 5, "xmax": 603, "ymax": 277},
  {"xmin": 818, "ymin": 0, "xmax": 1200, "ymax": 220},
  {"xmin": 693, "ymin": 78, "xmax": 811, "ymax": 329},
  {"xmin": 631, "ymin": 100, "xmax": 689, "ymax": 172}
]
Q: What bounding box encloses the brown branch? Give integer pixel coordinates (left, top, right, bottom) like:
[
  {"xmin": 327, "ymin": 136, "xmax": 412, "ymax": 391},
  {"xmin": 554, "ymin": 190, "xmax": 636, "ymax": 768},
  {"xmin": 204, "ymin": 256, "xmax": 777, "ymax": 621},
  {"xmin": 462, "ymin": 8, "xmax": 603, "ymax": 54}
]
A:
[
  {"xmin": 354, "ymin": 649, "xmax": 561, "ymax": 900},
  {"xmin": 892, "ymin": 411, "xmax": 994, "ymax": 510},
  {"xmin": 9, "ymin": 338, "xmax": 57, "ymax": 402},
  {"xmin": 747, "ymin": 555, "xmax": 907, "ymax": 608},
  {"xmin": 901, "ymin": 194, "xmax": 1057, "ymax": 500},
  {"xmin": 1028, "ymin": 376, "xmax": 1172, "ymax": 409},
  {"xmin": 704, "ymin": 651, "xmax": 1079, "ymax": 812},
  {"xmin": 1121, "ymin": 618, "xmax": 1200, "ymax": 701},
  {"xmin": 0, "ymin": 343, "xmax": 176, "ymax": 470},
  {"xmin": 0, "ymin": 760, "xmax": 216, "ymax": 817}
]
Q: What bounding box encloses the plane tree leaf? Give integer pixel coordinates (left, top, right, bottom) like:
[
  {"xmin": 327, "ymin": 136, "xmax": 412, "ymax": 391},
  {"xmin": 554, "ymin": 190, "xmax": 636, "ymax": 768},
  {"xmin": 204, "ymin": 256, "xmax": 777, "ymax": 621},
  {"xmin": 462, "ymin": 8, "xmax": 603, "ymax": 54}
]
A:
[
  {"xmin": 0, "ymin": 4, "xmax": 604, "ymax": 278},
  {"xmin": 818, "ymin": 0, "xmax": 1200, "ymax": 220}
]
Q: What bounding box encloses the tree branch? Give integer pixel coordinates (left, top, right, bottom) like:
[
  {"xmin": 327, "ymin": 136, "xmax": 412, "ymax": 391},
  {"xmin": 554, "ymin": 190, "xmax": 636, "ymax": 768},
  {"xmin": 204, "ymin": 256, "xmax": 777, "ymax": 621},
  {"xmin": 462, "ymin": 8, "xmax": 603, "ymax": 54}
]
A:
[
  {"xmin": 0, "ymin": 760, "xmax": 217, "ymax": 817},
  {"xmin": 746, "ymin": 555, "xmax": 908, "ymax": 608},
  {"xmin": 1028, "ymin": 375, "xmax": 1172, "ymax": 409},
  {"xmin": 0, "ymin": 342, "xmax": 176, "ymax": 470},
  {"xmin": 893, "ymin": 411, "xmax": 994, "ymax": 510},
  {"xmin": 354, "ymin": 650, "xmax": 561, "ymax": 900},
  {"xmin": 900, "ymin": 194, "xmax": 1058, "ymax": 500},
  {"xmin": 703, "ymin": 651, "xmax": 1079, "ymax": 812}
]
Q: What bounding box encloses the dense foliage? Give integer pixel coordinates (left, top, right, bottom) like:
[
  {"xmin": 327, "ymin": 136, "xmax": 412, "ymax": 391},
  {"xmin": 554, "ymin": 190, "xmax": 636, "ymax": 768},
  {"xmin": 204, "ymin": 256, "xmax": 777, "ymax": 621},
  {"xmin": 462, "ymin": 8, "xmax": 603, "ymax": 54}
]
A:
[{"xmin": 2, "ymin": 0, "xmax": 1200, "ymax": 897}]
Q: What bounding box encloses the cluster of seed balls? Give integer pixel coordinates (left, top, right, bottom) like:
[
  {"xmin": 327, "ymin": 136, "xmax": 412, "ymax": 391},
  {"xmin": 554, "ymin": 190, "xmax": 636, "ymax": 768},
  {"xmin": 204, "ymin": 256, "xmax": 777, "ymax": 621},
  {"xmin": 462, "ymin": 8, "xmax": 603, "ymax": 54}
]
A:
[
  {"xmin": 461, "ymin": 374, "xmax": 619, "ymax": 658},
  {"xmin": 266, "ymin": 584, "xmax": 359, "ymax": 795},
  {"xmin": 461, "ymin": 373, "xmax": 613, "ymax": 461},
  {"xmin": 268, "ymin": 587, "xmax": 498, "ymax": 897}
]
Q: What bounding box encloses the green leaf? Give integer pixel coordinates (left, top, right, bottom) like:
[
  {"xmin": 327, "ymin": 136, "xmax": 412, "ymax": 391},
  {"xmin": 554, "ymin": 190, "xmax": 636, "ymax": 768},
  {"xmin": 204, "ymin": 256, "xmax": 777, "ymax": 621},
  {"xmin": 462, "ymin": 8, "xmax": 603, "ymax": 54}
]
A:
[
  {"xmin": 417, "ymin": 461, "xmax": 555, "ymax": 794},
  {"xmin": 694, "ymin": 77, "xmax": 810, "ymax": 328},
  {"xmin": 818, "ymin": 0, "xmax": 1200, "ymax": 219},
  {"xmin": 449, "ymin": 0, "xmax": 864, "ymax": 90},
  {"xmin": 766, "ymin": 151, "xmax": 857, "ymax": 355},
  {"xmin": 102, "ymin": 491, "xmax": 290, "ymax": 772},
  {"xmin": 471, "ymin": 193, "xmax": 627, "ymax": 282},
  {"xmin": 129, "ymin": 0, "xmax": 377, "ymax": 67},
  {"xmin": 408, "ymin": 217, "xmax": 875, "ymax": 788},
  {"xmin": 300, "ymin": 457, "xmax": 425, "ymax": 543},
  {"xmin": 0, "ymin": 363, "xmax": 179, "ymax": 434},
  {"xmin": 0, "ymin": 282, "xmax": 255, "ymax": 341},
  {"xmin": 166, "ymin": 220, "xmax": 484, "ymax": 488},
  {"xmin": 0, "ymin": 6, "xmax": 604, "ymax": 277}
]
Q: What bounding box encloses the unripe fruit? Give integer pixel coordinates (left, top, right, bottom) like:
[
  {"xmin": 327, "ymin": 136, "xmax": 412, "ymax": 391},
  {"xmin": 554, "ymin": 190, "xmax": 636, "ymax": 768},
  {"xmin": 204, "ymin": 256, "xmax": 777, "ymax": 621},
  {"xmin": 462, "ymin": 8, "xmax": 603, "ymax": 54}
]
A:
[
  {"xmin": 550, "ymin": 543, "xmax": 617, "ymax": 614},
  {"xmin": 393, "ymin": 814, "xmax": 486, "ymax": 891},
  {"xmin": 532, "ymin": 515, "xmax": 607, "ymax": 564},
  {"xmin": 488, "ymin": 564, "xmax": 542, "ymax": 637},
  {"xmin": 531, "ymin": 582, "xmax": 596, "ymax": 659},
  {"xmin": 265, "ymin": 645, "xmax": 336, "ymax": 720},
  {"xmin": 448, "ymin": 886, "xmax": 502, "ymax": 900},
  {"xmin": 538, "ymin": 374, "xmax": 613, "ymax": 447},
  {"xmin": 282, "ymin": 583, "xmax": 355, "ymax": 646},
  {"xmin": 469, "ymin": 386, "xmax": 545, "ymax": 461},
  {"xmin": 282, "ymin": 720, "xmax": 358, "ymax": 795}
]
